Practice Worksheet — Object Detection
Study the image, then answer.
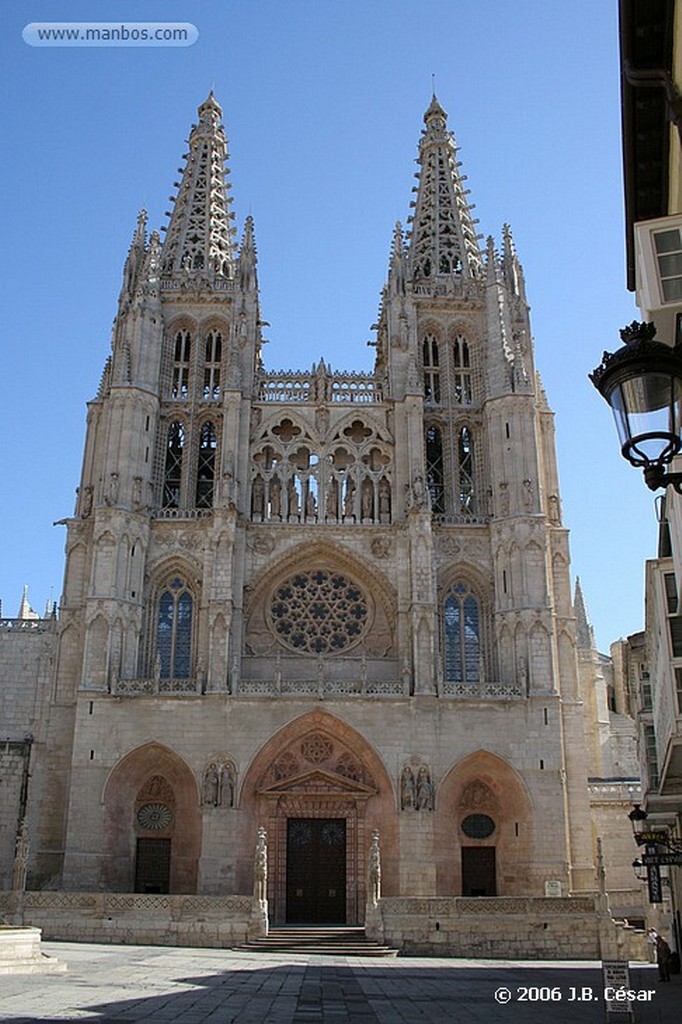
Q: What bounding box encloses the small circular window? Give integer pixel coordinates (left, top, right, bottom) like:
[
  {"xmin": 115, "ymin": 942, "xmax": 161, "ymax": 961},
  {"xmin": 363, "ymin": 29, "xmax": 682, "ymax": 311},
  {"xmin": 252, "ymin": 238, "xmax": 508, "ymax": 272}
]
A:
[
  {"xmin": 137, "ymin": 803, "xmax": 173, "ymax": 831},
  {"xmin": 461, "ymin": 813, "xmax": 495, "ymax": 839}
]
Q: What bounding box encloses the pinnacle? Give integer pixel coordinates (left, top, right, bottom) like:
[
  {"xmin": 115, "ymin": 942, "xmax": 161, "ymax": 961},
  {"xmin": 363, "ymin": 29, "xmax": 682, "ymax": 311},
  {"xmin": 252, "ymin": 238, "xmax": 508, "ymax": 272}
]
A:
[
  {"xmin": 424, "ymin": 93, "xmax": 447, "ymax": 124},
  {"xmin": 161, "ymin": 94, "xmax": 236, "ymax": 277},
  {"xmin": 574, "ymin": 577, "xmax": 596, "ymax": 650},
  {"xmin": 409, "ymin": 95, "xmax": 482, "ymax": 281},
  {"xmin": 199, "ymin": 89, "xmax": 223, "ymax": 118}
]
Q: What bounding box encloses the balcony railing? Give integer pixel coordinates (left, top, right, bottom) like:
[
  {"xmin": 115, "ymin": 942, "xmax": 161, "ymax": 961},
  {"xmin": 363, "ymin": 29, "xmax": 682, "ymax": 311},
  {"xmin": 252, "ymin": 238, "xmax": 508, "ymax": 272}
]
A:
[{"xmin": 257, "ymin": 370, "xmax": 383, "ymax": 404}]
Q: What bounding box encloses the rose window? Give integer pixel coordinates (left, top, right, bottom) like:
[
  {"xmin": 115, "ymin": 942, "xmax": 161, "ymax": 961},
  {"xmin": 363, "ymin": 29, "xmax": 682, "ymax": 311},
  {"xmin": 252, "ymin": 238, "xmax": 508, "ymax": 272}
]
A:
[
  {"xmin": 136, "ymin": 803, "xmax": 173, "ymax": 831},
  {"xmin": 269, "ymin": 570, "xmax": 369, "ymax": 653}
]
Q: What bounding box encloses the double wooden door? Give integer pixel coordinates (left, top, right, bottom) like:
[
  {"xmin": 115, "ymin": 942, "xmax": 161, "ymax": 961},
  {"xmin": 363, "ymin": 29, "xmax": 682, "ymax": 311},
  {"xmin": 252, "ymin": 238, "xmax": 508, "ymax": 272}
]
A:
[{"xmin": 286, "ymin": 818, "xmax": 347, "ymax": 923}]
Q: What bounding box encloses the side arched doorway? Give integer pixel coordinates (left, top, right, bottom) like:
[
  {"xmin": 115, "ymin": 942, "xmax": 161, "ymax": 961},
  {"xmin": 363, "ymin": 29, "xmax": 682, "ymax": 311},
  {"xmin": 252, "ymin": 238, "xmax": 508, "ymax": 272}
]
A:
[
  {"xmin": 436, "ymin": 750, "xmax": 533, "ymax": 897},
  {"xmin": 102, "ymin": 742, "xmax": 201, "ymax": 893},
  {"xmin": 240, "ymin": 712, "xmax": 395, "ymax": 925}
]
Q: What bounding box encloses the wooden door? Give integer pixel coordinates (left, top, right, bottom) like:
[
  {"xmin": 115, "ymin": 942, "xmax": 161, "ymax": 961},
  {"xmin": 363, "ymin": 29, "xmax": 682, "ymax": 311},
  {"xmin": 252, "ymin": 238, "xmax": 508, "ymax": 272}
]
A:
[{"xmin": 286, "ymin": 818, "xmax": 347, "ymax": 923}]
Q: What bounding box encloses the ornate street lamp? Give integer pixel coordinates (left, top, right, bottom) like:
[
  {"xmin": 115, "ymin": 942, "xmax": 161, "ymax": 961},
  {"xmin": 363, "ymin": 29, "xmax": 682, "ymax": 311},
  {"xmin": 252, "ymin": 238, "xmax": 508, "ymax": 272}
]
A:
[{"xmin": 590, "ymin": 321, "xmax": 682, "ymax": 491}]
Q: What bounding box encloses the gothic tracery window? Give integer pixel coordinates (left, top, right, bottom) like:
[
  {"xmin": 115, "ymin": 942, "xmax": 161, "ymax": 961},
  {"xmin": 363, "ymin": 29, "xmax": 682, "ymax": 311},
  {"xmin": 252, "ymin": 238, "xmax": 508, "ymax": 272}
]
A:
[
  {"xmin": 422, "ymin": 334, "xmax": 441, "ymax": 403},
  {"xmin": 269, "ymin": 570, "xmax": 369, "ymax": 654},
  {"xmin": 195, "ymin": 421, "xmax": 217, "ymax": 508},
  {"xmin": 425, "ymin": 424, "xmax": 445, "ymax": 513},
  {"xmin": 203, "ymin": 330, "xmax": 222, "ymax": 400},
  {"xmin": 156, "ymin": 577, "xmax": 193, "ymax": 679},
  {"xmin": 163, "ymin": 422, "xmax": 185, "ymax": 508},
  {"xmin": 453, "ymin": 334, "xmax": 473, "ymax": 404},
  {"xmin": 457, "ymin": 426, "xmax": 475, "ymax": 515},
  {"xmin": 251, "ymin": 416, "xmax": 392, "ymax": 524},
  {"xmin": 444, "ymin": 581, "xmax": 481, "ymax": 684},
  {"xmin": 171, "ymin": 330, "xmax": 191, "ymax": 399}
]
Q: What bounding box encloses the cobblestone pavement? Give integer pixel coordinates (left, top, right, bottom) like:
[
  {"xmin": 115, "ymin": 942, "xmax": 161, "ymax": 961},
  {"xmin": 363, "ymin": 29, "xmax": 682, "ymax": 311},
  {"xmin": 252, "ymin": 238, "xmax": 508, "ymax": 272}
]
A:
[{"xmin": 1, "ymin": 943, "xmax": 680, "ymax": 1023}]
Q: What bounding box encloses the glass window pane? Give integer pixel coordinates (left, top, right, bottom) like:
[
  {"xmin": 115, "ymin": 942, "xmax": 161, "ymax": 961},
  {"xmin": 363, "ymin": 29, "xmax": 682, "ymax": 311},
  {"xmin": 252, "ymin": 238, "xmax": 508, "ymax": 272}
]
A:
[
  {"xmin": 661, "ymin": 277, "xmax": 682, "ymax": 302},
  {"xmin": 173, "ymin": 592, "xmax": 193, "ymax": 678},
  {"xmin": 653, "ymin": 229, "xmax": 682, "ymax": 254},
  {"xmin": 657, "ymin": 253, "xmax": 682, "ymax": 277},
  {"xmin": 157, "ymin": 592, "xmax": 174, "ymax": 678}
]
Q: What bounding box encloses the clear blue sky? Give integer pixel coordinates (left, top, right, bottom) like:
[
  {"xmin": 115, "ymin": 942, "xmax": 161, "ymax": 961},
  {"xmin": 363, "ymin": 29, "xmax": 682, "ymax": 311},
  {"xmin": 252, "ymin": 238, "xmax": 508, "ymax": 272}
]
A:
[{"xmin": 1, "ymin": 1, "xmax": 652, "ymax": 651}]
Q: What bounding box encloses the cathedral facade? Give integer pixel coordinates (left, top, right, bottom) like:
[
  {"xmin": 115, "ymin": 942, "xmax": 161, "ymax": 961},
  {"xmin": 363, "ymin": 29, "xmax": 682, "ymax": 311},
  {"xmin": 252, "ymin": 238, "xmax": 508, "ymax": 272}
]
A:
[{"xmin": 1, "ymin": 94, "xmax": 642, "ymax": 938}]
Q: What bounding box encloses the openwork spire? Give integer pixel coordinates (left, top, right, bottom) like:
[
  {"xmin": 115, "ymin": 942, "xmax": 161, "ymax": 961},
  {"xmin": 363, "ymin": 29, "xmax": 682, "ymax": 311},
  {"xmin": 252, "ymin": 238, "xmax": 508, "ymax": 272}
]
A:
[
  {"xmin": 408, "ymin": 96, "xmax": 482, "ymax": 281},
  {"xmin": 162, "ymin": 92, "xmax": 236, "ymax": 277},
  {"xmin": 574, "ymin": 577, "xmax": 596, "ymax": 651}
]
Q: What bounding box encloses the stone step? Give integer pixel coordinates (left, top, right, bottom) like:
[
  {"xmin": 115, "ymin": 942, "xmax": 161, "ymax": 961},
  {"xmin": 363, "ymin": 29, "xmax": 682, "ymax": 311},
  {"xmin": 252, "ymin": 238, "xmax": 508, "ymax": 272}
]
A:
[{"xmin": 236, "ymin": 926, "xmax": 398, "ymax": 957}]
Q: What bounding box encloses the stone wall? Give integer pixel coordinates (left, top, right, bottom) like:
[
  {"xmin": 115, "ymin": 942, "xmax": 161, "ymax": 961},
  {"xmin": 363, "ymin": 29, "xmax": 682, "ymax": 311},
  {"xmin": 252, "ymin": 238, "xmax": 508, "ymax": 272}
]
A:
[
  {"xmin": 367, "ymin": 896, "xmax": 649, "ymax": 960},
  {"xmin": 1, "ymin": 891, "xmax": 262, "ymax": 948}
]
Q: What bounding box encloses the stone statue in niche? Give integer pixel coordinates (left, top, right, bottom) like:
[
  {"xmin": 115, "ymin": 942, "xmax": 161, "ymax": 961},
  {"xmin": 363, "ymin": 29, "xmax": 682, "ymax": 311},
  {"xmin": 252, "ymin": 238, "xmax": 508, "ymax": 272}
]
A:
[
  {"xmin": 400, "ymin": 765, "xmax": 416, "ymax": 810},
  {"xmin": 252, "ymin": 476, "xmax": 265, "ymax": 517},
  {"xmin": 327, "ymin": 478, "xmax": 339, "ymax": 519},
  {"xmin": 361, "ymin": 481, "xmax": 373, "ymax": 520},
  {"xmin": 405, "ymin": 473, "xmax": 428, "ymax": 513},
  {"xmin": 415, "ymin": 765, "xmax": 434, "ymax": 810},
  {"xmin": 203, "ymin": 763, "xmax": 219, "ymax": 806},
  {"xmin": 522, "ymin": 478, "xmax": 534, "ymax": 512},
  {"xmin": 254, "ymin": 826, "xmax": 268, "ymax": 902},
  {"xmin": 315, "ymin": 404, "xmax": 329, "ymax": 436},
  {"xmin": 547, "ymin": 494, "xmax": 561, "ymax": 524},
  {"xmin": 379, "ymin": 479, "xmax": 391, "ymax": 520},
  {"xmin": 202, "ymin": 759, "xmax": 236, "ymax": 807},
  {"xmin": 80, "ymin": 485, "xmax": 93, "ymax": 518},
  {"xmin": 105, "ymin": 472, "xmax": 119, "ymax": 507},
  {"xmin": 132, "ymin": 476, "xmax": 143, "ymax": 507},
  {"xmin": 498, "ymin": 481, "xmax": 509, "ymax": 516}
]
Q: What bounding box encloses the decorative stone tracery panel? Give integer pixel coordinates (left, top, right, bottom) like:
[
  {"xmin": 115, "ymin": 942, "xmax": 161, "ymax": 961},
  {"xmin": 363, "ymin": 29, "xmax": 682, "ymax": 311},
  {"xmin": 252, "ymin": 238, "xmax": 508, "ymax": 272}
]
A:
[{"xmin": 269, "ymin": 571, "xmax": 370, "ymax": 655}]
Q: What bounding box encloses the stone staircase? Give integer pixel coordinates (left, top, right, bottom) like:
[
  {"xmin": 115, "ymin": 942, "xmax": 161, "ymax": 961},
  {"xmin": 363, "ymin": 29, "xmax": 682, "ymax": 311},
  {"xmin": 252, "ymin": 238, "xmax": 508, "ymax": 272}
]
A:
[{"xmin": 237, "ymin": 926, "xmax": 398, "ymax": 957}]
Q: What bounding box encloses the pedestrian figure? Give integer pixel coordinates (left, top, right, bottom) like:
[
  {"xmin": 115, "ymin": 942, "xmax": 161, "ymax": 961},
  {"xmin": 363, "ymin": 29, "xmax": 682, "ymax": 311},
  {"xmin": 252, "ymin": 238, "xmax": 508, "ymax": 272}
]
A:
[{"xmin": 656, "ymin": 933, "xmax": 672, "ymax": 982}]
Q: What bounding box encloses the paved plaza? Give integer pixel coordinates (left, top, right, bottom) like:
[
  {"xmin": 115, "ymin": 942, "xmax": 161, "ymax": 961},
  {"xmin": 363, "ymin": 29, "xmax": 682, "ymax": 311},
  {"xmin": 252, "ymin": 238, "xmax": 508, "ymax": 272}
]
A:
[{"xmin": 0, "ymin": 942, "xmax": 680, "ymax": 1023}]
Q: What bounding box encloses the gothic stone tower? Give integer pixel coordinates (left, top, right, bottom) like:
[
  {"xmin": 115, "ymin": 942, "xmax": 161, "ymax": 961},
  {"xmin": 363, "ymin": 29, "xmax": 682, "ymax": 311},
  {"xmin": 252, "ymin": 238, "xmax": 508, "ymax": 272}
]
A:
[{"xmin": 45, "ymin": 93, "xmax": 595, "ymax": 918}]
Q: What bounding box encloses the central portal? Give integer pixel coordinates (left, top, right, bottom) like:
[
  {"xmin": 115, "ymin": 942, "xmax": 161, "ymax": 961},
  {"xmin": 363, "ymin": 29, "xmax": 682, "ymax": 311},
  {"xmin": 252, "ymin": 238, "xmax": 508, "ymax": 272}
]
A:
[{"xmin": 286, "ymin": 818, "xmax": 347, "ymax": 923}]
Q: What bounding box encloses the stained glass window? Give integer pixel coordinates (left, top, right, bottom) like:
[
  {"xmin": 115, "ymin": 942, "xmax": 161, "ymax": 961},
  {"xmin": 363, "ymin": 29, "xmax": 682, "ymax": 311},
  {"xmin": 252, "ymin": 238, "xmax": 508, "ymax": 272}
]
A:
[
  {"xmin": 444, "ymin": 582, "xmax": 480, "ymax": 683},
  {"xmin": 157, "ymin": 578, "xmax": 193, "ymax": 679}
]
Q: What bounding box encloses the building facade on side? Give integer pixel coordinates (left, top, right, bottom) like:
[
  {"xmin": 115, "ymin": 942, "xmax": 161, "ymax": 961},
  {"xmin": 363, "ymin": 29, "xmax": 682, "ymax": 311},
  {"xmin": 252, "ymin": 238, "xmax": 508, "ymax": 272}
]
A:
[
  {"xmin": 0, "ymin": 91, "xmax": 645, "ymax": 949},
  {"xmin": 614, "ymin": 0, "xmax": 682, "ymax": 953}
]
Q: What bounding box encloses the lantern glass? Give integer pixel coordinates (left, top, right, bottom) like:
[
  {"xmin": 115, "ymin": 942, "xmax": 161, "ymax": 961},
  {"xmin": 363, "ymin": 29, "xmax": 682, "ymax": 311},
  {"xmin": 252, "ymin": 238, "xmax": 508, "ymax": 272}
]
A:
[{"xmin": 608, "ymin": 371, "xmax": 682, "ymax": 467}]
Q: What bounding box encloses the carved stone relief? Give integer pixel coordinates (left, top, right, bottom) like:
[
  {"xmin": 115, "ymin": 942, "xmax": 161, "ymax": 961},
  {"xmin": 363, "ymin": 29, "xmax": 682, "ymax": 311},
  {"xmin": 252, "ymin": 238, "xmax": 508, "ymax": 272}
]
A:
[{"xmin": 201, "ymin": 757, "xmax": 236, "ymax": 808}]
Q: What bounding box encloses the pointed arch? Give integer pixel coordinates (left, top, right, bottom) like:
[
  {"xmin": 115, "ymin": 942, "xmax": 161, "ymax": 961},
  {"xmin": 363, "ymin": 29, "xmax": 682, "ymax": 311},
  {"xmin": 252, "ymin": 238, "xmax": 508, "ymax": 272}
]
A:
[
  {"xmin": 422, "ymin": 328, "xmax": 441, "ymax": 403},
  {"xmin": 143, "ymin": 556, "xmax": 202, "ymax": 679},
  {"xmin": 424, "ymin": 421, "xmax": 445, "ymax": 512},
  {"xmin": 195, "ymin": 419, "xmax": 218, "ymax": 508},
  {"xmin": 524, "ymin": 539, "xmax": 546, "ymax": 603},
  {"xmin": 102, "ymin": 741, "xmax": 201, "ymax": 893},
  {"xmin": 436, "ymin": 750, "xmax": 534, "ymax": 896},
  {"xmin": 162, "ymin": 420, "xmax": 186, "ymax": 508},
  {"xmin": 456, "ymin": 424, "xmax": 475, "ymax": 515},
  {"xmin": 244, "ymin": 540, "xmax": 396, "ymax": 659},
  {"xmin": 238, "ymin": 710, "xmax": 396, "ymax": 924},
  {"xmin": 440, "ymin": 563, "xmax": 493, "ymax": 690},
  {"xmin": 171, "ymin": 327, "xmax": 192, "ymax": 399}
]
